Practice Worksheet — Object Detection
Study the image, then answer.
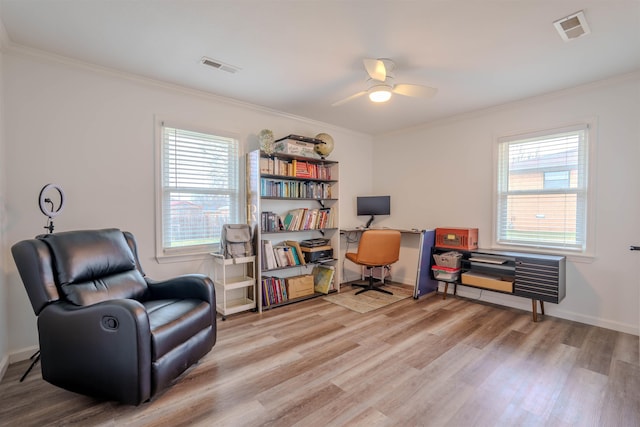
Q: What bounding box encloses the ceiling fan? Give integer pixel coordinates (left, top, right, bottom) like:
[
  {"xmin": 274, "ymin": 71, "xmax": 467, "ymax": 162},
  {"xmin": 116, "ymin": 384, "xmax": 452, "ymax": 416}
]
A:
[{"xmin": 332, "ymin": 58, "xmax": 437, "ymax": 107}]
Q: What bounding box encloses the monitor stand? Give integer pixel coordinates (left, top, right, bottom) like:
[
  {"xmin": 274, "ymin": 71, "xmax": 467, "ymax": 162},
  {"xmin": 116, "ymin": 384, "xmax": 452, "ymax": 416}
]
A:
[{"xmin": 365, "ymin": 215, "xmax": 375, "ymax": 229}]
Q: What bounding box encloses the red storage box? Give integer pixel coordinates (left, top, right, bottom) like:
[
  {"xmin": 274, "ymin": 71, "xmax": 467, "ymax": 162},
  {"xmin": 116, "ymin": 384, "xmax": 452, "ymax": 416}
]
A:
[{"xmin": 435, "ymin": 227, "xmax": 478, "ymax": 250}]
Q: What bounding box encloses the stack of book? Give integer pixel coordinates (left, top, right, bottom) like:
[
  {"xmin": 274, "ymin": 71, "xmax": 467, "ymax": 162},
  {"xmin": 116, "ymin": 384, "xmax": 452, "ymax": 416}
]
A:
[
  {"xmin": 260, "ymin": 211, "xmax": 281, "ymax": 232},
  {"xmin": 261, "ymin": 240, "xmax": 306, "ymax": 270}
]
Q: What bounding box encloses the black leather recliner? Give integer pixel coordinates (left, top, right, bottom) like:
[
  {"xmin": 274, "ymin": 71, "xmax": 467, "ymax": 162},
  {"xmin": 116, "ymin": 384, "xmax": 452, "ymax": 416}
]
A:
[{"xmin": 11, "ymin": 228, "xmax": 216, "ymax": 405}]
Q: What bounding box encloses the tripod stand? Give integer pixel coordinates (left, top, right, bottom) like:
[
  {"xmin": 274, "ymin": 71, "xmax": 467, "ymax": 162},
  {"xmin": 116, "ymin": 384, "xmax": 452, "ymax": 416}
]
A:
[{"xmin": 19, "ymin": 350, "xmax": 40, "ymax": 382}]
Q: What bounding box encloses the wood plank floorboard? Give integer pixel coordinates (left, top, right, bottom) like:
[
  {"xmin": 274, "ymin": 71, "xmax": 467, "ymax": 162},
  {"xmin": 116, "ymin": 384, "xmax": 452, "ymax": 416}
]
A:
[{"xmin": 0, "ymin": 290, "xmax": 638, "ymax": 427}]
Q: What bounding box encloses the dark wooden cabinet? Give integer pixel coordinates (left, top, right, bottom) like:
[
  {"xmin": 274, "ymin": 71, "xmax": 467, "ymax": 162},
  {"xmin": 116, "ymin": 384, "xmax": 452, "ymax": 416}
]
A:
[
  {"xmin": 432, "ymin": 247, "xmax": 566, "ymax": 321},
  {"xmin": 514, "ymin": 254, "xmax": 566, "ymax": 304}
]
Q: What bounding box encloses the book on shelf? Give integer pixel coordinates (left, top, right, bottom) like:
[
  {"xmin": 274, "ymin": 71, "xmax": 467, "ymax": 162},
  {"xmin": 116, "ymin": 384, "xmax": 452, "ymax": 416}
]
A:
[
  {"xmin": 284, "ymin": 240, "xmax": 306, "ymax": 265},
  {"xmin": 262, "ymin": 240, "xmax": 278, "ymax": 270},
  {"xmin": 312, "ymin": 265, "xmax": 335, "ymax": 294}
]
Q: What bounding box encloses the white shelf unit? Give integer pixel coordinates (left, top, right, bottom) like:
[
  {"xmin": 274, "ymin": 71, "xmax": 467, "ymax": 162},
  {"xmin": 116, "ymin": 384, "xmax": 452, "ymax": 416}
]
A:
[
  {"xmin": 210, "ymin": 253, "xmax": 256, "ymax": 320},
  {"xmin": 246, "ymin": 149, "xmax": 340, "ymax": 313}
]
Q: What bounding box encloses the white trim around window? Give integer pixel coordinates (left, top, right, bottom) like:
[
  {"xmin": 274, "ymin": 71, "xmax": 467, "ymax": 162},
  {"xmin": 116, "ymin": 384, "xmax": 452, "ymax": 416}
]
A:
[
  {"xmin": 492, "ymin": 120, "xmax": 597, "ymax": 259},
  {"xmin": 154, "ymin": 118, "xmax": 243, "ymax": 262}
]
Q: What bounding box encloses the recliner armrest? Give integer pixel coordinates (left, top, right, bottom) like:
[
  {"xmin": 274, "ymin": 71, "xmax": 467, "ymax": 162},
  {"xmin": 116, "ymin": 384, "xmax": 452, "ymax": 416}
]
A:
[
  {"xmin": 37, "ymin": 299, "xmax": 152, "ymax": 405},
  {"xmin": 145, "ymin": 274, "xmax": 215, "ymax": 304}
]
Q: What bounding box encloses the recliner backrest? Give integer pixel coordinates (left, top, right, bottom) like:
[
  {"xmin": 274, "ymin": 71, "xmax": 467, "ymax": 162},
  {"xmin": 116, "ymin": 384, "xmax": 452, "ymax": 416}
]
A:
[{"xmin": 39, "ymin": 228, "xmax": 148, "ymax": 306}]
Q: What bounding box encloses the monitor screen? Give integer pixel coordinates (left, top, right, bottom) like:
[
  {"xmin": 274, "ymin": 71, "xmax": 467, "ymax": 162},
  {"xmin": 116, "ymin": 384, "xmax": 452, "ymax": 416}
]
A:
[{"xmin": 357, "ymin": 195, "xmax": 391, "ymax": 216}]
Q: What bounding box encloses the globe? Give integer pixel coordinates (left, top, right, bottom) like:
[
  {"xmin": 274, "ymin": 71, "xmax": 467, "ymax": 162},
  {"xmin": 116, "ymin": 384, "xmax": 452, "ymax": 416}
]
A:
[{"xmin": 314, "ymin": 133, "xmax": 334, "ymax": 158}]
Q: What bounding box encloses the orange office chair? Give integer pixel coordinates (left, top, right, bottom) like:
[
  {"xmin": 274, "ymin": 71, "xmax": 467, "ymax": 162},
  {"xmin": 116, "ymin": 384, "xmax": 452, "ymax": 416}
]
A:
[{"xmin": 345, "ymin": 229, "xmax": 402, "ymax": 295}]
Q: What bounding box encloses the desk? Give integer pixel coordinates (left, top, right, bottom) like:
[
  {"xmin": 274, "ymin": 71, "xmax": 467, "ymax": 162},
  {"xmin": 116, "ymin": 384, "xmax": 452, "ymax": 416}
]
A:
[{"xmin": 340, "ymin": 228, "xmax": 437, "ymax": 298}]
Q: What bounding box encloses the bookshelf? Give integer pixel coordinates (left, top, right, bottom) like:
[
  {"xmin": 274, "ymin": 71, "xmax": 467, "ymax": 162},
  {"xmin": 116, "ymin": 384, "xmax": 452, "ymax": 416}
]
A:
[{"xmin": 247, "ymin": 149, "xmax": 340, "ymax": 312}]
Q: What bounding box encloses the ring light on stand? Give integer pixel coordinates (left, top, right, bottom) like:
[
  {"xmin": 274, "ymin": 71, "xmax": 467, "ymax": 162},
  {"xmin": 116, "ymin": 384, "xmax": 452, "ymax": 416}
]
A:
[
  {"xmin": 20, "ymin": 183, "xmax": 66, "ymax": 382},
  {"xmin": 39, "ymin": 183, "xmax": 65, "ymax": 234}
]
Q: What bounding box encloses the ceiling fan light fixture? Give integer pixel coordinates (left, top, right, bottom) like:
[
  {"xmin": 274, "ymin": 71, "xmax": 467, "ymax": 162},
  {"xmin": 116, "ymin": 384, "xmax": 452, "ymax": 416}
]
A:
[{"xmin": 368, "ymin": 86, "xmax": 392, "ymax": 103}]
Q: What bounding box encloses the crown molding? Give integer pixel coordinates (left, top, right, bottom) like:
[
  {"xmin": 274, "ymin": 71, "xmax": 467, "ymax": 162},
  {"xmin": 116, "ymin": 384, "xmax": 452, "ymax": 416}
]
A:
[
  {"xmin": 4, "ymin": 42, "xmax": 369, "ymax": 139},
  {"xmin": 378, "ymin": 70, "xmax": 640, "ymax": 139}
]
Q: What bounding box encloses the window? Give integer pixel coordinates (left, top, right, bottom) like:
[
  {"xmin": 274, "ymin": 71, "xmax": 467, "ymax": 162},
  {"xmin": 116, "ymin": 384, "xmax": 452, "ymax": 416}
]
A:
[
  {"xmin": 158, "ymin": 124, "xmax": 241, "ymax": 257},
  {"xmin": 495, "ymin": 124, "xmax": 590, "ymax": 252},
  {"xmin": 543, "ymin": 170, "xmax": 570, "ymax": 189}
]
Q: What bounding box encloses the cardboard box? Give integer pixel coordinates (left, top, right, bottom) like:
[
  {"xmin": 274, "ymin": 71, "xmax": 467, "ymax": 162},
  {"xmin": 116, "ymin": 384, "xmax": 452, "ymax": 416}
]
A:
[
  {"xmin": 435, "ymin": 227, "xmax": 479, "ymax": 250},
  {"xmin": 285, "ymin": 274, "xmax": 315, "ymax": 299},
  {"xmin": 461, "ymin": 272, "xmax": 513, "ymax": 293},
  {"xmin": 274, "ymin": 139, "xmax": 317, "ymax": 157}
]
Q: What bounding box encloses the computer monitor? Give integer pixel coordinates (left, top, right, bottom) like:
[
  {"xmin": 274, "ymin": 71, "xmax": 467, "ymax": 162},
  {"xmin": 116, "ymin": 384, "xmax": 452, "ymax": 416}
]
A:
[{"xmin": 357, "ymin": 195, "xmax": 391, "ymax": 228}]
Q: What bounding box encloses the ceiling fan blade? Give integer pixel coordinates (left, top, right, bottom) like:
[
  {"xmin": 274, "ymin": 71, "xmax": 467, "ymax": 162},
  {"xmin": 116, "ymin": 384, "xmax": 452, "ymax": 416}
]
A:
[
  {"xmin": 331, "ymin": 90, "xmax": 367, "ymax": 107},
  {"xmin": 393, "ymin": 84, "xmax": 438, "ymax": 98},
  {"xmin": 363, "ymin": 58, "xmax": 386, "ymax": 81}
]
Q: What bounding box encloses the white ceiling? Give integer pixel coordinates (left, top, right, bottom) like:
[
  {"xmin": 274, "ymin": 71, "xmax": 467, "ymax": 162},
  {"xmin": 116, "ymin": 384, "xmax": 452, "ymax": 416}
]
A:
[{"xmin": 1, "ymin": 0, "xmax": 639, "ymax": 135}]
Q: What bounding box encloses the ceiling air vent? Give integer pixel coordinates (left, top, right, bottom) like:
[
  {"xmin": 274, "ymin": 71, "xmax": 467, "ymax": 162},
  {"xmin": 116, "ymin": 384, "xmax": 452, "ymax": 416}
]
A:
[
  {"xmin": 201, "ymin": 57, "xmax": 241, "ymax": 74},
  {"xmin": 553, "ymin": 10, "xmax": 591, "ymax": 42}
]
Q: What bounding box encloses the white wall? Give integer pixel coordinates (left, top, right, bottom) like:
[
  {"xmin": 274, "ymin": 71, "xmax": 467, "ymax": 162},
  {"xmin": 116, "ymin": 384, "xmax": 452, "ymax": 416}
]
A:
[
  {"xmin": 2, "ymin": 48, "xmax": 373, "ymax": 360},
  {"xmin": 0, "ymin": 41, "xmax": 8, "ymax": 376},
  {"xmin": 374, "ymin": 73, "xmax": 640, "ymax": 335}
]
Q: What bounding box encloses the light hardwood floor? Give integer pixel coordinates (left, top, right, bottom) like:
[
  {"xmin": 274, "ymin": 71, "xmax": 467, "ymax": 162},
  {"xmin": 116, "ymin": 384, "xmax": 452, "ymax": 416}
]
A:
[{"xmin": 1, "ymin": 287, "xmax": 638, "ymax": 427}]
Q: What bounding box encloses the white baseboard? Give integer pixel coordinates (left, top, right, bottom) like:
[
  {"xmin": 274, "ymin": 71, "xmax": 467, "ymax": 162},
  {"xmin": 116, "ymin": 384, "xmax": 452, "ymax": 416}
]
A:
[
  {"xmin": 8, "ymin": 345, "xmax": 39, "ymax": 364},
  {"xmin": 438, "ymin": 283, "xmax": 639, "ymax": 336},
  {"xmin": 0, "ymin": 346, "xmax": 39, "ymax": 382},
  {"xmin": 0, "ymin": 354, "xmax": 8, "ymax": 382}
]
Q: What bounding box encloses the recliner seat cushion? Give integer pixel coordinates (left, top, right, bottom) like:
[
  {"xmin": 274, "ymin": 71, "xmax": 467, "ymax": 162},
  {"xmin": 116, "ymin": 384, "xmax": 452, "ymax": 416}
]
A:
[{"xmin": 145, "ymin": 299, "xmax": 212, "ymax": 360}]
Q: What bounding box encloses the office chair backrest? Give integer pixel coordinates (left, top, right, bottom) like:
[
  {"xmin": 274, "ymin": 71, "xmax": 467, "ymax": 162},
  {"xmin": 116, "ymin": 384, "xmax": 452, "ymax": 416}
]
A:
[{"xmin": 354, "ymin": 229, "xmax": 401, "ymax": 266}]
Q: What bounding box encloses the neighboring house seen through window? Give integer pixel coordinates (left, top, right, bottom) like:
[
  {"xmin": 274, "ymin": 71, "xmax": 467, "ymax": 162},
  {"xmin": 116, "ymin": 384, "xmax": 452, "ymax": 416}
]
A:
[
  {"xmin": 158, "ymin": 124, "xmax": 240, "ymax": 257},
  {"xmin": 496, "ymin": 124, "xmax": 590, "ymax": 253}
]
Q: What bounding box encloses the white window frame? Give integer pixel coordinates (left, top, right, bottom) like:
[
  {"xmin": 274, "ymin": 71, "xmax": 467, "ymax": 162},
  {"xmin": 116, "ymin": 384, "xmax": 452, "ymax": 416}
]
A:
[
  {"xmin": 155, "ymin": 119, "xmax": 243, "ymax": 262},
  {"xmin": 492, "ymin": 121, "xmax": 596, "ymax": 258}
]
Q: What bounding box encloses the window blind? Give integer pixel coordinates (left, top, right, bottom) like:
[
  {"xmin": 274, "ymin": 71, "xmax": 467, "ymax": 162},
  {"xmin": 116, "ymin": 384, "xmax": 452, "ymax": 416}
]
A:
[
  {"xmin": 161, "ymin": 125, "xmax": 239, "ymax": 253},
  {"xmin": 496, "ymin": 125, "xmax": 588, "ymax": 251}
]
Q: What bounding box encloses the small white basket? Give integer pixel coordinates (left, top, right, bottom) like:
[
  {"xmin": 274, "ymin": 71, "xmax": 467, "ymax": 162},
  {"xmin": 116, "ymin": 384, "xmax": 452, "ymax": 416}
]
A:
[{"xmin": 433, "ymin": 251, "xmax": 462, "ymax": 269}]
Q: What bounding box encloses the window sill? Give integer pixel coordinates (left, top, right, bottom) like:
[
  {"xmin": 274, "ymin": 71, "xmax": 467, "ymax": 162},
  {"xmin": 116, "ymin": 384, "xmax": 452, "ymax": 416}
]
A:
[
  {"xmin": 490, "ymin": 243, "xmax": 594, "ymax": 263},
  {"xmin": 155, "ymin": 252, "xmax": 213, "ymax": 264}
]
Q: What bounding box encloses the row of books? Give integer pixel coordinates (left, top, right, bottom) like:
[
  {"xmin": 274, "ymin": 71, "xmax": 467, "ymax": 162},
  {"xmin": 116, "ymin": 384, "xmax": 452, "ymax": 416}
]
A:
[
  {"xmin": 260, "ymin": 157, "xmax": 332, "ymax": 180},
  {"xmin": 261, "ymin": 265, "xmax": 336, "ymax": 307},
  {"xmin": 282, "ymin": 208, "xmax": 336, "ymax": 231},
  {"xmin": 260, "ymin": 178, "xmax": 333, "ymax": 199},
  {"xmin": 261, "ymin": 208, "xmax": 336, "ymax": 233},
  {"xmin": 261, "ymin": 239, "xmax": 307, "ymax": 270},
  {"xmin": 261, "ymin": 276, "xmax": 288, "ymax": 306}
]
